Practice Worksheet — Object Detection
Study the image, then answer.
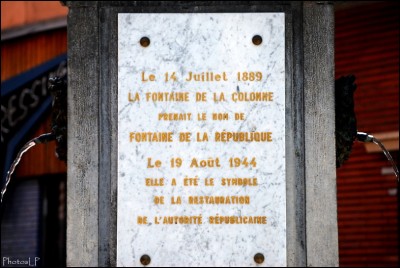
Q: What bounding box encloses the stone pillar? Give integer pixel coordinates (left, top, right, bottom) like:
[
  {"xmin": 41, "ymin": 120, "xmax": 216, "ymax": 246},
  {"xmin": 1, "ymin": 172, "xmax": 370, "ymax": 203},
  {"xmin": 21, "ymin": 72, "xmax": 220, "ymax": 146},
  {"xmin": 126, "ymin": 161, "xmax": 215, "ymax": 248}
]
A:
[{"xmin": 66, "ymin": 1, "xmax": 337, "ymax": 266}]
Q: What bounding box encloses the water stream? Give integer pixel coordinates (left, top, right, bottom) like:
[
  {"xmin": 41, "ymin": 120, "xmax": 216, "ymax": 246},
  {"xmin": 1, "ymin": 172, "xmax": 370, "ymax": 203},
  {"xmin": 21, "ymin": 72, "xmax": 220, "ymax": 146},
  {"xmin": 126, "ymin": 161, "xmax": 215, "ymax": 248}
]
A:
[
  {"xmin": 1, "ymin": 133, "xmax": 55, "ymax": 203},
  {"xmin": 372, "ymin": 137, "xmax": 399, "ymax": 183},
  {"xmin": 356, "ymin": 131, "xmax": 399, "ymax": 183}
]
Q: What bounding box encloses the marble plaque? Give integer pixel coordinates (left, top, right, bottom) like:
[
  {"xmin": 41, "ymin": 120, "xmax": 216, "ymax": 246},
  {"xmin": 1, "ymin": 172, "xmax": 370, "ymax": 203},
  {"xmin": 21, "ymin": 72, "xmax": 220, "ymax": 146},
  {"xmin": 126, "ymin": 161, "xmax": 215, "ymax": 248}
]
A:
[{"xmin": 117, "ymin": 13, "xmax": 285, "ymax": 267}]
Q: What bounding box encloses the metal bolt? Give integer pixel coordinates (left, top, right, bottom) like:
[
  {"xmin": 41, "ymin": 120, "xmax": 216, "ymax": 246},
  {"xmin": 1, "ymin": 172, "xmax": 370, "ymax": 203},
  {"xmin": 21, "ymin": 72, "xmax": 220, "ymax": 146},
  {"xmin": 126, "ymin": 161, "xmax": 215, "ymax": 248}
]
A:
[
  {"xmin": 254, "ymin": 253, "xmax": 265, "ymax": 264},
  {"xmin": 140, "ymin": 254, "xmax": 151, "ymax": 266},
  {"xmin": 252, "ymin": 35, "xmax": 262, "ymax": 45},
  {"xmin": 140, "ymin": 37, "xmax": 150, "ymax": 47}
]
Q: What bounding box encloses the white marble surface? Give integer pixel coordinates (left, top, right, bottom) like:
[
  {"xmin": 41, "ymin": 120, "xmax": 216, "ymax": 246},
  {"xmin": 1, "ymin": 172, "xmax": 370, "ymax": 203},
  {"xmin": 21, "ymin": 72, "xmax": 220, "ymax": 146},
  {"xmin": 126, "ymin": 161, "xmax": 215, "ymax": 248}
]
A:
[{"xmin": 117, "ymin": 13, "xmax": 285, "ymax": 267}]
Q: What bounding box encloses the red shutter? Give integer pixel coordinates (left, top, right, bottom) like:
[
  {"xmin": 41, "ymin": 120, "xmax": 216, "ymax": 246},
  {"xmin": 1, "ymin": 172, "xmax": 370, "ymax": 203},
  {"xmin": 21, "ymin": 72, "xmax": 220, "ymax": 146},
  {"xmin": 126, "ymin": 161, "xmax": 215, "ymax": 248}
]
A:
[{"xmin": 336, "ymin": 2, "xmax": 399, "ymax": 266}]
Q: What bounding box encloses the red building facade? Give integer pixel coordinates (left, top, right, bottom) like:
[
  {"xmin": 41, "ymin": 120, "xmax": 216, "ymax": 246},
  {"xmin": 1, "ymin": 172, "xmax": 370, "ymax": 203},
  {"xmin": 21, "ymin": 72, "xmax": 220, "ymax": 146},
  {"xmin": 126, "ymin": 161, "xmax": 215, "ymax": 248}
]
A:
[
  {"xmin": 1, "ymin": 2, "xmax": 67, "ymax": 266},
  {"xmin": 336, "ymin": 2, "xmax": 399, "ymax": 267}
]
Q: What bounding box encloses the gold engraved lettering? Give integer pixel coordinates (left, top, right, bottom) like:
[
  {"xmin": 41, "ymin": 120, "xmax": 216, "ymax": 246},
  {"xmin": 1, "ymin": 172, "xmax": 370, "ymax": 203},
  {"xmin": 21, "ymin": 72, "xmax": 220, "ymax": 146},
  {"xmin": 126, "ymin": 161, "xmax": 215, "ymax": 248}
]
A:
[
  {"xmin": 147, "ymin": 158, "xmax": 162, "ymax": 168},
  {"xmin": 160, "ymin": 215, "xmax": 203, "ymax": 225},
  {"xmin": 145, "ymin": 178, "xmax": 164, "ymax": 186},
  {"xmin": 209, "ymin": 215, "xmax": 267, "ymax": 224},
  {"xmin": 128, "ymin": 92, "xmax": 140, "ymax": 102},
  {"xmin": 171, "ymin": 196, "xmax": 181, "ymax": 204},
  {"xmin": 231, "ymin": 92, "xmax": 273, "ymax": 102},
  {"xmin": 130, "ymin": 132, "xmax": 173, "ymax": 142},
  {"xmin": 141, "ymin": 71, "xmax": 156, "ymax": 82},
  {"xmin": 213, "ymin": 92, "xmax": 226, "ymax": 102},
  {"xmin": 171, "ymin": 178, "xmax": 177, "ymax": 186},
  {"xmin": 221, "ymin": 178, "xmax": 258, "ymax": 186},
  {"xmin": 185, "ymin": 71, "xmax": 228, "ymax": 82},
  {"xmin": 215, "ymin": 132, "xmax": 272, "ymax": 142},
  {"xmin": 188, "ymin": 195, "xmax": 250, "ymax": 204},
  {"xmin": 196, "ymin": 92, "xmax": 207, "ymax": 102},
  {"xmin": 137, "ymin": 216, "xmax": 148, "ymax": 224},
  {"xmin": 153, "ymin": 196, "xmax": 164, "ymax": 204},
  {"xmin": 158, "ymin": 113, "xmax": 192, "ymax": 121},
  {"xmin": 190, "ymin": 157, "xmax": 221, "ymax": 168},
  {"xmin": 184, "ymin": 176, "xmax": 199, "ymax": 186},
  {"xmin": 145, "ymin": 92, "xmax": 189, "ymax": 102},
  {"xmin": 205, "ymin": 178, "xmax": 214, "ymax": 186},
  {"xmin": 212, "ymin": 113, "xmax": 229, "ymax": 120},
  {"xmin": 196, "ymin": 132, "xmax": 209, "ymax": 142}
]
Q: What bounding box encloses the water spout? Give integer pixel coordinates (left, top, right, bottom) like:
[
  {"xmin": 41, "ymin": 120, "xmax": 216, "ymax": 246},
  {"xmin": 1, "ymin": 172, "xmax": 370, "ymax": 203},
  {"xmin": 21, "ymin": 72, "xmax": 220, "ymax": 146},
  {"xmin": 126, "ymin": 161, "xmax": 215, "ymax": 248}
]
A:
[
  {"xmin": 1, "ymin": 133, "xmax": 55, "ymax": 204},
  {"xmin": 356, "ymin": 131, "xmax": 399, "ymax": 183}
]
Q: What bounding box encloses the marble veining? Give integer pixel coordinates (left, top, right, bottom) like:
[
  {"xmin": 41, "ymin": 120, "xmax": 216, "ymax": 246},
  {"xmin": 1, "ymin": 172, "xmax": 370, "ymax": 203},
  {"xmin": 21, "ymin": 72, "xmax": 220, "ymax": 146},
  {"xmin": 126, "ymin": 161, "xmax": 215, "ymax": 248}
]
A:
[{"xmin": 118, "ymin": 13, "xmax": 285, "ymax": 267}]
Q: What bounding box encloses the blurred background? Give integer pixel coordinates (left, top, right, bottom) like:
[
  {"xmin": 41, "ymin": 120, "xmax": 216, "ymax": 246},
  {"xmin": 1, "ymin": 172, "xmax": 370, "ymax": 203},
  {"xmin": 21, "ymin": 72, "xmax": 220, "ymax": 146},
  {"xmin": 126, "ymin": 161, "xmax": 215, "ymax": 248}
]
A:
[
  {"xmin": 335, "ymin": 2, "xmax": 399, "ymax": 266},
  {"xmin": 1, "ymin": 2, "xmax": 67, "ymax": 267},
  {"xmin": 1, "ymin": 1, "xmax": 399, "ymax": 267}
]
